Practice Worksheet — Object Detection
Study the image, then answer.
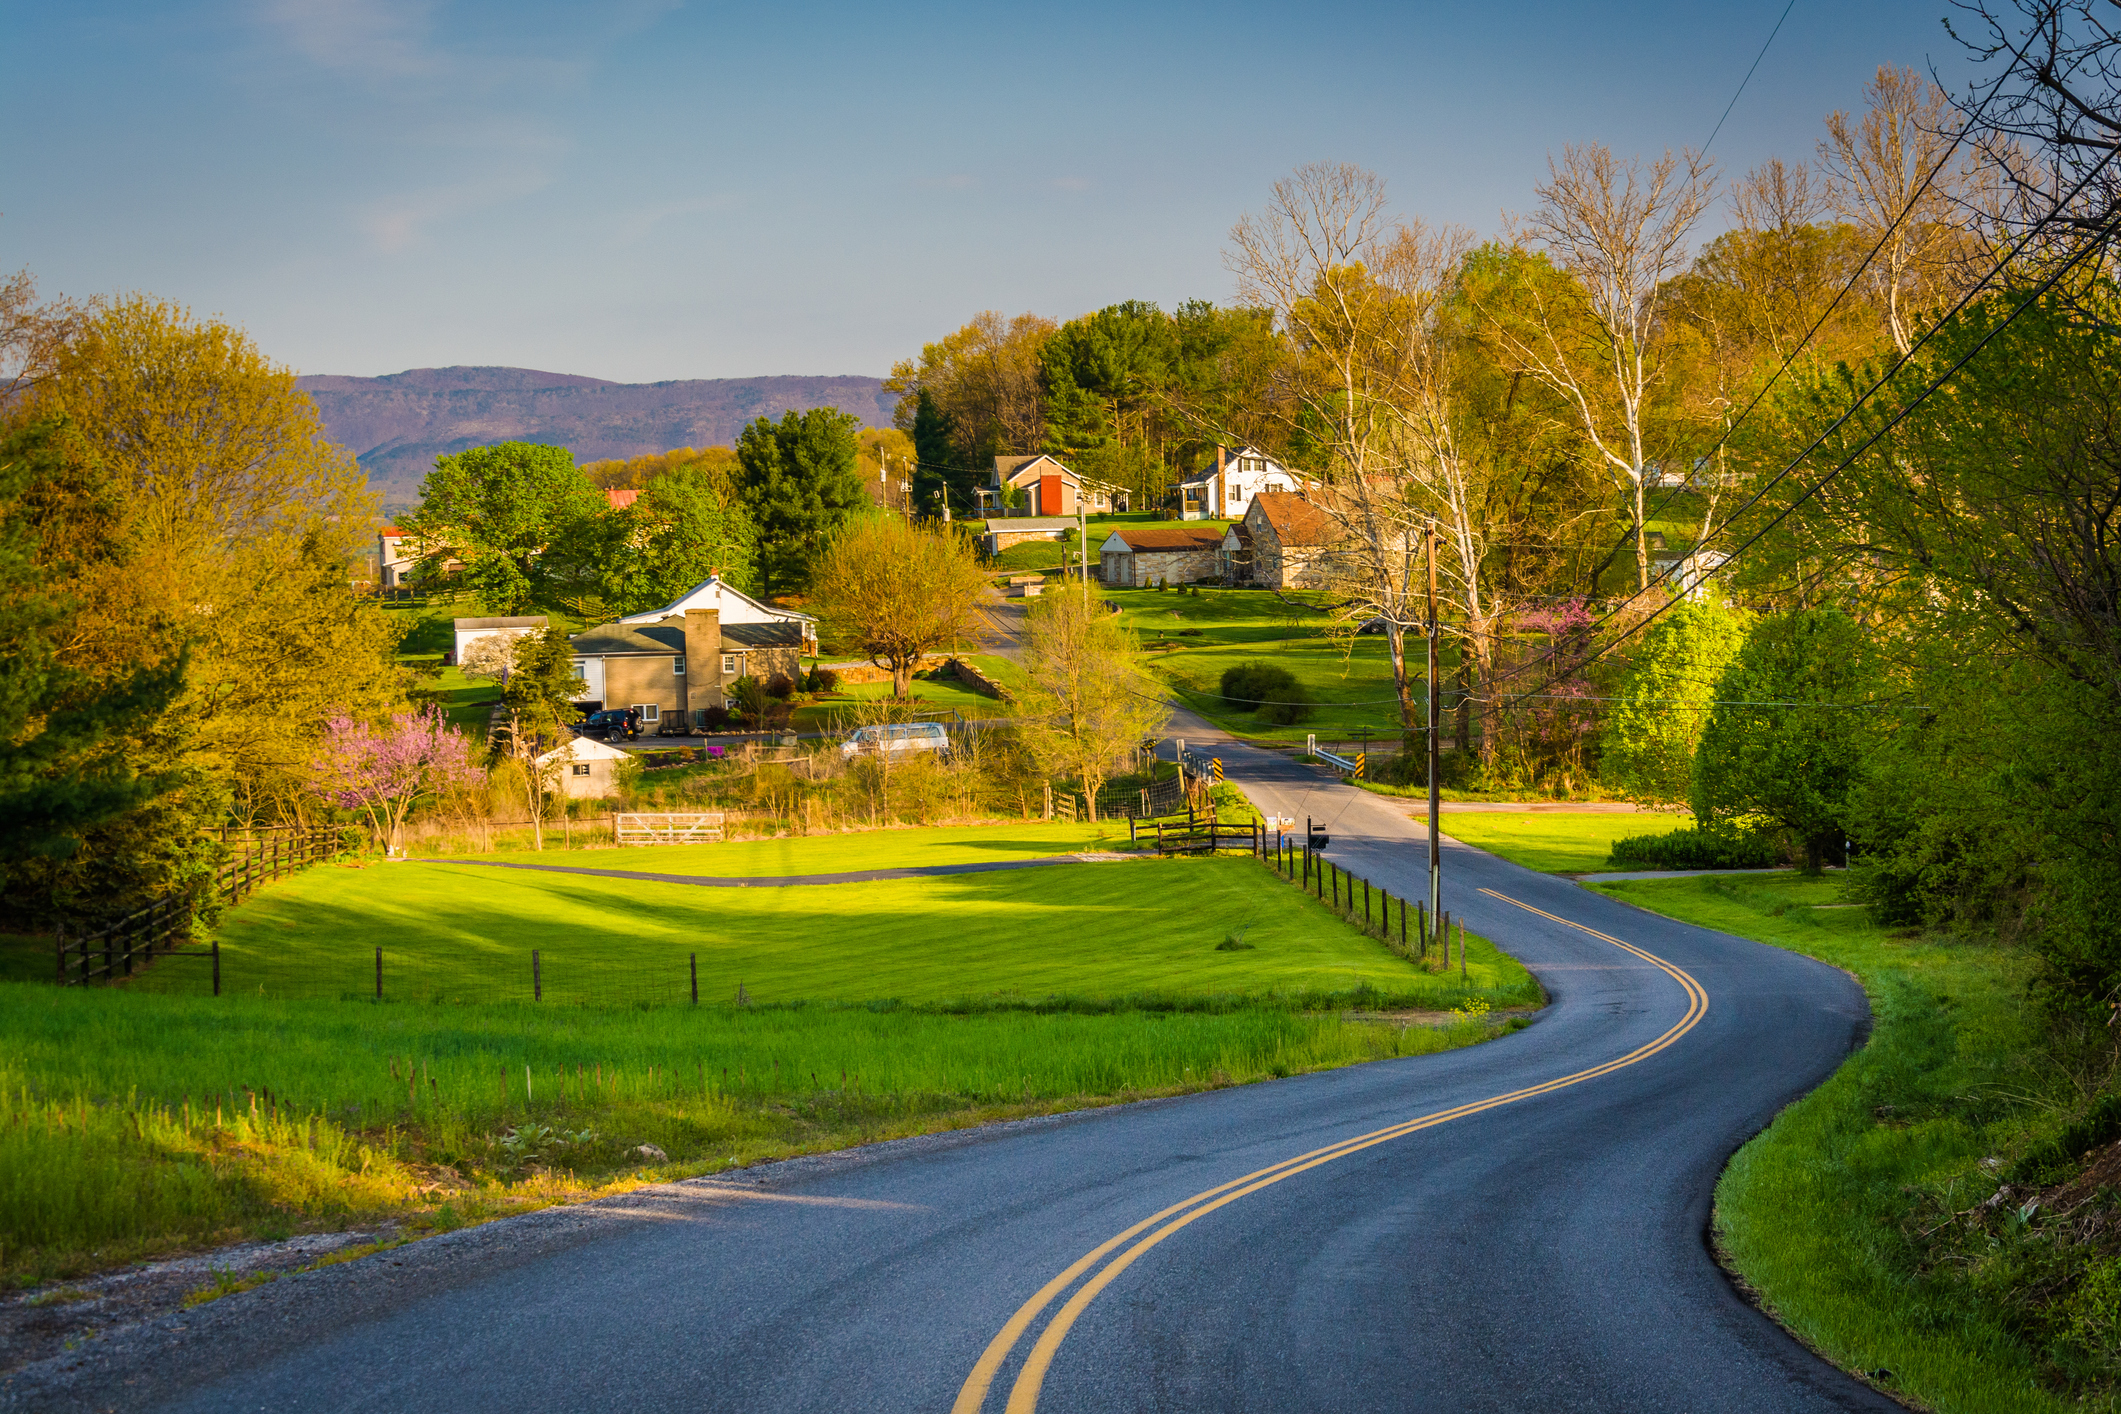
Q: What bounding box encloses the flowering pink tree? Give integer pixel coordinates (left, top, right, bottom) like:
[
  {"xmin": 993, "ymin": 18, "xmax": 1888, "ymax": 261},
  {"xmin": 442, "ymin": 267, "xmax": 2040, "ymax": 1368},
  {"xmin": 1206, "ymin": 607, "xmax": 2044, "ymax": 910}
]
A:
[{"xmin": 314, "ymin": 706, "xmax": 480, "ymax": 857}]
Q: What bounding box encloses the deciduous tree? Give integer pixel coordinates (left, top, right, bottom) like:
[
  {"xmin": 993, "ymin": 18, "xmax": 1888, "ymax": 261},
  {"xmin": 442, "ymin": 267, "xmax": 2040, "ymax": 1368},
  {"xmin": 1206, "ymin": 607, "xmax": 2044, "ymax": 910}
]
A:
[
  {"xmin": 314, "ymin": 705, "xmax": 478, "ymax": 857},
  {"xmin": 1015, "ymin": 587, "xmax": 1167, "ymax": 820},
  {"xmin": 402, "ymin": 442, "xmax": 600, "ymax": 614},
  {"xmin": 811, "ymin": 516, "xmax": 986, "ymax": 697},
  {"xmin": 1599, "ymin": 597, "xmax": 1751, "ymax": 806},
  {"xmin": 1691, "ymin": 608, "xmax": 1880, "ymax": 871},
  {"xmin": 1493, "ymin": 144, "xmax": 1717, "ymax": 590}
]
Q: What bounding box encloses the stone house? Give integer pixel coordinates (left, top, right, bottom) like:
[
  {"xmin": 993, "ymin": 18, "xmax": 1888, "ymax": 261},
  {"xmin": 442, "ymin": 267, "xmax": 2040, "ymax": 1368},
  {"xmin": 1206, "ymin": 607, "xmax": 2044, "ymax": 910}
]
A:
[
  {"xmin": 1097, "ymin": 525, "xmax": 1228, "ymax": 587},
  {"xmin": 537, "ymin": 734, "xmax": 632, "ymax": 799},
  {"xmin": 571, "ymin": 575, "xmax": 812, "ymax": 728},
  {"xmin": 1239, "ymin": 493, "xmax": 1334, "ymax": 589},
  {"xmin": 1176, "ymin": 445, "xmax": 1309, "ymax": 520}
]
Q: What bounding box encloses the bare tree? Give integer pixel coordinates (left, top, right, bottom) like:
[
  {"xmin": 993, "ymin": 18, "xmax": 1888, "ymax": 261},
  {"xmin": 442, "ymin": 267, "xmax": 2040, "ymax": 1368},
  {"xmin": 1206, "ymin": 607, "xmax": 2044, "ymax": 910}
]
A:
[
  {"xmin": 1495, "ymin": 144, "xmax": 1717, "ymax": 591},
  {"xmin": 1730, "ymin": 157, "xmax": 1831, "ymax": 233},
  {"xmin": 1225, "ymin": 162, "xmax": 1433, "ymax": 732},
  {"xmin": 1819, "ymin": 66, "xmax": 1976, "ymax": 353},
  {"xmin": 1015, "ymin": 587, "xmax": 1167, "ymax": 821},
  {"xmin": 0, "ymin": 269, "xmax": 78, "ymax": 407}
]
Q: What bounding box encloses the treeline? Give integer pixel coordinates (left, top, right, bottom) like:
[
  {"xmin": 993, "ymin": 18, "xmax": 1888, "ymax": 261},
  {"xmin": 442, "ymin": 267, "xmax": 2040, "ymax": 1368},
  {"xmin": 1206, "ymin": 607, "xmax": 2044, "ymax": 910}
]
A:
[
  {"xmin": 0, "ymin": 289, "xmax": 402, "ymax": 929},
  {"xmin": 401, "ymin": 407, "xmax": 913, "ymax": 614}
]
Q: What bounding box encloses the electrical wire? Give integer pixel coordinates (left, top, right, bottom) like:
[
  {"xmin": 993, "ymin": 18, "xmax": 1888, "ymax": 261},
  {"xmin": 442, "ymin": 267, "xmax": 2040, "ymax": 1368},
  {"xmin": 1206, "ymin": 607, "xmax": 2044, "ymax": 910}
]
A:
[
  {"xmin": 1489, "ymin": 187, "xmax": 2121, "ymax": 710},
  {"xmin": 1700, "ymin": 0, "xmax": 1799, "ymax": 157}
]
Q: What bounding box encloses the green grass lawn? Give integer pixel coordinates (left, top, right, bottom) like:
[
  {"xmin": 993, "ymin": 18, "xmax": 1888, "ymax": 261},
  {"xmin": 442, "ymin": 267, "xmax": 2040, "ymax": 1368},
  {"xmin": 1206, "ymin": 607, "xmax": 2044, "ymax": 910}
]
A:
[
  {"xmin": 792, "ymin": 675, "xmax": 1012, "ymax": 730},
  {"xmin": 460, "ymin": 821, "xmax": 1115, "ymax": 874},
  {"xmin": 1591, "ymin": 873, "xmax": 2073, "ymax": 1413},
  {"xmin": 1439, "ymin": 810, "xmax": 1678, "ymax": 874},
  {"xmin": 1103, "ymin": 585, "xmax": 1449, "ymax": 745},
  {"xmin": 2, "ymin": 822, "xmax": 1540, "ymax": 1286},
  {"xmin": 139, "ymin": 847, "xmax": 1531, "ymax": 1010}
]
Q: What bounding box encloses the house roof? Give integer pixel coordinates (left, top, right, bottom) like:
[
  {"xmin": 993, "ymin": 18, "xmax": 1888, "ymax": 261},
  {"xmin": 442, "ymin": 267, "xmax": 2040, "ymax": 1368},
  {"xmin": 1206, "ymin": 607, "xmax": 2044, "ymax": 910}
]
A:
[
  {"xmin": 993, "ymin": 454, "xmax": 1074, "ymax": 486},
  {"xmin": 569, "ymin": 619, "xmax": 805, "ymax": 656},
  {"xmin": 1250, "ymin": 492, "xmax": 1332, "ymax": 547},
  {"xmin": 605, "ymin": 488, "xmax": 641, "ymax": 510},
  {"xmin": 1104, "ymin": 526, "xmax": 1227, "ymax": 552},
  {"xmin": 723, "ymin": 621, "xmax": 805, "ymax": 649},
  {"xmin": 571, "ymin": 623, "xmax": 684, "ymax": 656},
  {"xmin": 1224, "ymin": 525, "xmax": 1253, "ymax": 549},
  {"xmin": 537, "ymin": 734, "xmax": 633, "ymax": 766},
  {"xmin": 453, "ymin": 616, "xmax": 548, "ymax": 631},
  {"xmin": 617, "ymin": 573, "xmax": 817, "ymax": 626},
  {"xmin": 379, "ymin": 525, "xmax": 404, "ymax": 537}
]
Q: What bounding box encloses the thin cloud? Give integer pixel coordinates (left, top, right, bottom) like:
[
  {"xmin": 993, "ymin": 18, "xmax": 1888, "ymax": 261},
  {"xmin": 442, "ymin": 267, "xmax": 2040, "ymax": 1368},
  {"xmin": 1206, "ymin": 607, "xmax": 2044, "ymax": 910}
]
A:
[
  {"xmin": 258, "ymin": 0, "xmax": 444, "ymax": 79},
  {"xmin": 361, "ymin": 170, "xmax": 553, "ymax": 253}
]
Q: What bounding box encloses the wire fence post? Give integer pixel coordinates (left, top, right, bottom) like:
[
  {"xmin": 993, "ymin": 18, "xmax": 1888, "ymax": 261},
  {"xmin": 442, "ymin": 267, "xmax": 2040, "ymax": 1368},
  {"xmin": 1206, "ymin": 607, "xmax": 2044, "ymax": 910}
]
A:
[
  {"xmin": 533, "ymin": 949, "xmax": 542, "ymax": 1002},
  {"xmin": 212, "ymin": 937, "xmax": 221, "ymax": 997},
  {"xmin": 375, "ymin": 946, "xmax": 382, "ymax": 1000},
  {"xmin": 690, "ymin": 952, "xmax": 698, "ymax": 1005}
]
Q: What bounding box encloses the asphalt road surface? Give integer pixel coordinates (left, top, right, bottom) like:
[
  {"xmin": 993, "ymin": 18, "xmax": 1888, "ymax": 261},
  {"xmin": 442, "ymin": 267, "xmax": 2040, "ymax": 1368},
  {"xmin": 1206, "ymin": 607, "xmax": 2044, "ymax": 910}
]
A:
[{"xmin": 18, "ymin": 737, "xmax": 1895, "ymax": 1414}]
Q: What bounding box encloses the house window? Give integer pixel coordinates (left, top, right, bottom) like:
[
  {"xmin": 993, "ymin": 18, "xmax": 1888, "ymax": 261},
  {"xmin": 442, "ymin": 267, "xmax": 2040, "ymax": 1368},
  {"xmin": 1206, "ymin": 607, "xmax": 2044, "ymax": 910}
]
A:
[
  {"xmin": 634, "ymin": 703, "xmax": 659, "ymax": 723},
  {"xmin": 721, "ymin": 654, "xmax": 736, "ymax": 674},
  {"xmin": 570, "ymin": 763, "xmax": 591, "ymax": 777},
  {"xmin": 673, "ymin": 656, "xmax": 686, "ymax": 676},
  {"xmin": 571, "ymin": 658, "xmax": 587, "ymax": 675}
]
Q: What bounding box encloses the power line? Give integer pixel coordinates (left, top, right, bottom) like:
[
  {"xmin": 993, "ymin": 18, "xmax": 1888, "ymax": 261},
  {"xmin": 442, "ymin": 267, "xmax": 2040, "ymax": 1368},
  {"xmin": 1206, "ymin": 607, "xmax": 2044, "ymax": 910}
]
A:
[
  {"xmin": 1700, "ymin": 0, "xmax": 1799, "ymax": 156},
  {"xmin": 1493, "ymin": 186, "xmax": 2121, "ymax": 710}
]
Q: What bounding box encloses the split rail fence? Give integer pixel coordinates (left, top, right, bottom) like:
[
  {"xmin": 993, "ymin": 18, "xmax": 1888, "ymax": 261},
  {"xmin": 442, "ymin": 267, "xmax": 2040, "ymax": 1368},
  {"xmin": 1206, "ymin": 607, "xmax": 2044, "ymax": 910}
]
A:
[{"xmin": 55, "ymin": 824, "xmax": 342, "ymax": 991}]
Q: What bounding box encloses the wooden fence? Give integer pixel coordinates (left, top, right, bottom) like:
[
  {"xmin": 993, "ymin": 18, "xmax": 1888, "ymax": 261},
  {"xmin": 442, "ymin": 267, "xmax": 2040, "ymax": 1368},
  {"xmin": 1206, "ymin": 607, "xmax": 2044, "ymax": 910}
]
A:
[
  {"xmin": 56, "ymin": 824, "xmax": 342, "ymax": 991},
  {"xmin": 614, "ymin": 811, "xmax": 727, "ymax": 845},
  {"xmin": 1258, "ymin": 826, "xmax": 1466, "ymax": 974}
]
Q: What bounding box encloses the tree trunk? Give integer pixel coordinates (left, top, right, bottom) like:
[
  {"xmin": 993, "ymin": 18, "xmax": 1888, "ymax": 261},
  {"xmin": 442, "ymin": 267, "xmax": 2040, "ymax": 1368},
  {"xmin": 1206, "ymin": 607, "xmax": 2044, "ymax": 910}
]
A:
[
  {"xmin": 1633, "ymin": 474, "xmax": 1650, "ymax": 591},
  {"xmin": 892, "ymin": 657, "xmax": 913, "ymax": 699},
  {"xmin": 1454, "ymin": 654, "xmax": 1472, "ymax": 752}
]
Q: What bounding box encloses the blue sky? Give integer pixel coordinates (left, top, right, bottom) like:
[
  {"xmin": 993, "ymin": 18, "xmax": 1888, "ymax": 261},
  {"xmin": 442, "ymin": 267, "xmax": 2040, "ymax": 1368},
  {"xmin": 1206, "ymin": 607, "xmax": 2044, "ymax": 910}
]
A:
[{"xmin": 2, "ymin": 1, "xmax": 1975, "ymax": 382}]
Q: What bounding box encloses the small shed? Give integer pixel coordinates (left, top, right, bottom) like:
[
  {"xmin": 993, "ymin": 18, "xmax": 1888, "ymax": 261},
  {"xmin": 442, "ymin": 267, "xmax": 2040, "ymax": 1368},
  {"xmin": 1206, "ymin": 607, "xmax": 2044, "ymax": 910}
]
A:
[
  {"xmin": 538, "ymin": 734, "xmax": 633, "ymax": 799},
  {"xmin": 1097, "ymin": 526, "xmax": 1227, "ymax": 588},
  {"xmin": 453, "ymin": 615, "xmax": 548, "ymax": 667}
]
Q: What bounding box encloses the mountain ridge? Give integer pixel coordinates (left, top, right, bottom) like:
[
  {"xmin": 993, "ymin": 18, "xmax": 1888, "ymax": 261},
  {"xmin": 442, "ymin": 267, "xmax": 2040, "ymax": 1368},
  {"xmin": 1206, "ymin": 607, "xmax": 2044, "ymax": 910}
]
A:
[{"xmin": 299, "ymin": 365, "xmax": 895, "ymax": 503}]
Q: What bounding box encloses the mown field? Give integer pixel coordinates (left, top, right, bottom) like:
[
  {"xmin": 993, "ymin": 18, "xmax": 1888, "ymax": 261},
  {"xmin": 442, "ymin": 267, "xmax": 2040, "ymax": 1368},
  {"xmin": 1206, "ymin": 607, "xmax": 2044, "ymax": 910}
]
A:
[
  {"xmin": 1593, "ymin": 872, "xmax": 2076, "ymax": 1414},
  {"xmin": 1, "ymin": 826, "xmax": 1538, "ymax": 1288},
  {"xmin": 1434, "ymin": 810, "xmax": 1674, "ymax": 874},
  {"xmin": 1106, "ymin": 586, "xmax": 1422, "ymax": 745}
]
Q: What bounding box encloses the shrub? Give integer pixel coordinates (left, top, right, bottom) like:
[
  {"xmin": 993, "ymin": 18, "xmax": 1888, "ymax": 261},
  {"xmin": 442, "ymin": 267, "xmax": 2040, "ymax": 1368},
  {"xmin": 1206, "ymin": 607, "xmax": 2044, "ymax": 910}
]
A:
[
  {"xmin": 765, "ymin": 673, "xmax": 796, "ymax": 699},
  {"xmin": 1219, "ymin": 661, "xmax": 1312, "ymax": 723},
  {"xmin": 1606, "ymin": 827, "xmax": 1781, "ymax": 871},
  {"xmin": 697, "ymin": 705, "xmax": 731, "ymax": 732}
]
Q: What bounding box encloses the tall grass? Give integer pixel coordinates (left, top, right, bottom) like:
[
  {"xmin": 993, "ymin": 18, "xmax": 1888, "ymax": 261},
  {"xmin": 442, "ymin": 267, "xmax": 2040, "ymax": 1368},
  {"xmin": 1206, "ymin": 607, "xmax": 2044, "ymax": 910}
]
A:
[{"xmin": 0, "ymin": 984, "xmax": 1494, "ymax": 1285}]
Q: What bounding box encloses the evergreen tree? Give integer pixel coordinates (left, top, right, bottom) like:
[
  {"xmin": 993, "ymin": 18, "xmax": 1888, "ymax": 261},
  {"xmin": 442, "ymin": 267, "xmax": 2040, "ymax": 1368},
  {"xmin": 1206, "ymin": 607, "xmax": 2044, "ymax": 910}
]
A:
[{"xmin": 734, "ymin": 408, "xmax": 866, "ymax": 596}]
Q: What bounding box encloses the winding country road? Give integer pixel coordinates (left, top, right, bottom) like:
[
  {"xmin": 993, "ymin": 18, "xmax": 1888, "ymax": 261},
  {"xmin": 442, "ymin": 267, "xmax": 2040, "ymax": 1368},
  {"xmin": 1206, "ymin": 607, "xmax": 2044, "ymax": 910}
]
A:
[{"xmin": 16, "ymin": 736, "xmax": 1896, "ymax": 1413}]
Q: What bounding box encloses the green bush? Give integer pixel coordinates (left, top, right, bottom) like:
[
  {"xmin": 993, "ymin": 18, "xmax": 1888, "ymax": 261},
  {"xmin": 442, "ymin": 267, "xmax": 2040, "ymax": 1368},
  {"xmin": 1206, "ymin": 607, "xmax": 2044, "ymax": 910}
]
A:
[
  {"xmin": 1219, "ymin": 662, "xmax": 1312, "ymax": 722},
  {"xmin": 1606, "ymin": 827, "xmax": 1781, "ymax": 871}
]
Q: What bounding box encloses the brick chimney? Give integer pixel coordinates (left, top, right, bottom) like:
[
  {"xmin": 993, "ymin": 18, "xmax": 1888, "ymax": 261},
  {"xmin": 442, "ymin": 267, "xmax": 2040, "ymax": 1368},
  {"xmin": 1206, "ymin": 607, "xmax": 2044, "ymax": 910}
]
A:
[
  {"xmin": 684, "ymin": 608, "xmax": 721, "ymax": 715},
  {"xmin": 1215, "ymin": 445, "xmax": 1228, "ymax": 518}
]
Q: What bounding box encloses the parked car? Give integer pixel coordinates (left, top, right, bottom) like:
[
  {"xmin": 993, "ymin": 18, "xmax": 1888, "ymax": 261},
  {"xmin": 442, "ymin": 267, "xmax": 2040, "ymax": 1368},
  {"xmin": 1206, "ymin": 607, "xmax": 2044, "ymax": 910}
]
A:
[
  {"xmin": 840, "ymin": 722, "xmax": 950, "ymax": 760},
  {"xmin": 580, "ymin": 708, "xmax": 641, "ymax": 740}
]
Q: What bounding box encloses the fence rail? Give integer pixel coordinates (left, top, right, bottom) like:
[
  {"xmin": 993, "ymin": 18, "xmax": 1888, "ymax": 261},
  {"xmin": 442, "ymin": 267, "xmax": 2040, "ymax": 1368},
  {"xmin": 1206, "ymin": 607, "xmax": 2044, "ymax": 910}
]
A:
[
  {"xmin": 614, "ymin": 812, "xmax": 728, "ymax": 845},
  {"xmin": 57, "ymin": 825, "xmax": 342, "ymax": 991}
]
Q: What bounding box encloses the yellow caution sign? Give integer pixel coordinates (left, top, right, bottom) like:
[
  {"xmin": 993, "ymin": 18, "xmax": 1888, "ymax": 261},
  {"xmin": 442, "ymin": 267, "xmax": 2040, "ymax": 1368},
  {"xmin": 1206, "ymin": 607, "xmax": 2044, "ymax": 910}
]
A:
[
  {"xmin": 1211, "ymin": 757, "xmax": 1224, "ymax": 783},
  {"xmin": 1354, "ymin": 751, "xmax": 1366, "ymax": 779}
]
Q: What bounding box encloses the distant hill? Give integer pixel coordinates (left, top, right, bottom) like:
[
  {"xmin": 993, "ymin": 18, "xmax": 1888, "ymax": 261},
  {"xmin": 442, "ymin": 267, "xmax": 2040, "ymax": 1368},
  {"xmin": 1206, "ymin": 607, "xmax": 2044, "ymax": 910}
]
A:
[{"xmin": 297, "ymin": 366, "xmax": 895, "ymax": 505}]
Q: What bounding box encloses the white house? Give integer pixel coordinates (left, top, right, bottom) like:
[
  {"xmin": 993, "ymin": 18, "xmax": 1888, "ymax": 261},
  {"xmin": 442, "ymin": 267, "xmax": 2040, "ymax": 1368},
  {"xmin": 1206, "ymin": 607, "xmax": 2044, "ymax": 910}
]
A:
[
  {"xmin": 619, "ymin": 574, "xmax": 818, "ymax": 653},
  {"xmin": 1176, "ymin": 445, "xmax": 1308, "ymax": 520},
  {"xmin": 377, "ymin": 526, "xmax": 418, "ymax": 587},
  {"xmin": 537, "ymin": 734, "xmax": 633, "ymax": 799},
  {"xmin": 452, "ymin": 616, "xmax": 548, "ymax": 667}
]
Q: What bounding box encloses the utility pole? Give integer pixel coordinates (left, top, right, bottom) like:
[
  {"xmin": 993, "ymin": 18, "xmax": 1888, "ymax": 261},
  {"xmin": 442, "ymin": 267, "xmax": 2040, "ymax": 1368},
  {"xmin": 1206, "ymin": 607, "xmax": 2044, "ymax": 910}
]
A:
[
  {"xmin": 1079, "ymin": 483, "xmax": 1089, "ymax": 606},
  {"xmin": 1427, "ymin": 522, "xmax": 1441, "ymax": 926}
]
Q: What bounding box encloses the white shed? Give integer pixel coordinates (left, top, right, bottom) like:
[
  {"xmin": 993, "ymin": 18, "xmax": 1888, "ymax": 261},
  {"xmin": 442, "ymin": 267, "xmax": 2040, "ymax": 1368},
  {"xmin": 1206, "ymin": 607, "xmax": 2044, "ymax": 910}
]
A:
[
  {"xmin": 537, "ymin": 735, "xmax": 634, "ymax": 799},
  {"xmin": 452, "ymin": 616, "xmax": 548, "ymax": 668}
]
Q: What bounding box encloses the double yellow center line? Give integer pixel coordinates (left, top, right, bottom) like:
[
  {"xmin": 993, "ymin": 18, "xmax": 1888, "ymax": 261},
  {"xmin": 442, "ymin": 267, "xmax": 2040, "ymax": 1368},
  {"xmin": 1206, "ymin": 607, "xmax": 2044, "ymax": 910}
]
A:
[{"xmin": 951, "ymin": 887, "xmax": 1711, "ymax": 1414}]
